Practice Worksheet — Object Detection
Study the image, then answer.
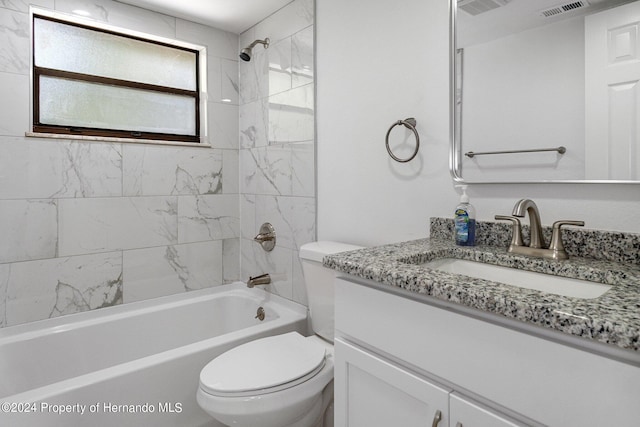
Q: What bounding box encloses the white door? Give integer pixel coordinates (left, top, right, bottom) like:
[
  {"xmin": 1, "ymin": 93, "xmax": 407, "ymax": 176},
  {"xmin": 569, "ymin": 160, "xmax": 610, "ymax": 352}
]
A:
[
  {"xmin": 585, "ymin": 0, "xmax": 640, "ymax": 180},
  {"xmin": 449, "ymin": 393, "xmax": 526, "ymax": 427},
  {"xmin": 334, "ymin": 338, "xmax": 450, "ymax": 427}
]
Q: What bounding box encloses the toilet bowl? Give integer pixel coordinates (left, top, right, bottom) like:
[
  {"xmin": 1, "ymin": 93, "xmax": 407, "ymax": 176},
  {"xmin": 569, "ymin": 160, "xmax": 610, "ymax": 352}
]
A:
[
  {"xmin": 196, "ymin": 241, "xmax": 363, "ymax": 427},
  {"xmin": 197, "ymin": 332, "xmax": 334, "ymax": 427}
]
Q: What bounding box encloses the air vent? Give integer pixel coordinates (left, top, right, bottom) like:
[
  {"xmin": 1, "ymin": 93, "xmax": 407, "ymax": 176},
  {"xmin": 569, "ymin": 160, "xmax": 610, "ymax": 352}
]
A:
[
  {"xmin": 541, "ymin": 1, "xmax": 590, "ymax": 18},
  {"xmin": 458, "ymin": 0, "xmax": 512, "ymax": 16}
]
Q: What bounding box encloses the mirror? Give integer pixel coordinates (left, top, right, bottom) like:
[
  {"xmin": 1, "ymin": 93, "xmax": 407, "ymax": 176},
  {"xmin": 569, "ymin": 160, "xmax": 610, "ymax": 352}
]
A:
[{"xmin": 450, "ymin": 0, "xmax": 640, "ymax": 183}]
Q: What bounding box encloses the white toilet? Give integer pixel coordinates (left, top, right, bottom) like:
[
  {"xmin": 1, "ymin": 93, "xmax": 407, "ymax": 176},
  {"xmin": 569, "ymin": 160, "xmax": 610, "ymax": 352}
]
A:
[
  {"xmin": 197, "ymin": 242, "xmax": 361, "ymax": 427},
  {"xmin": 196, "ymin": 241, "xmax": 362, "ymax": 427}
]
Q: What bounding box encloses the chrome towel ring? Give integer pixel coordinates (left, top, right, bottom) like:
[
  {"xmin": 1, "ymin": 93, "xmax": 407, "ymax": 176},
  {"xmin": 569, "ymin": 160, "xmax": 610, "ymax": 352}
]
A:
[{"xmin": 385, "ymin": 117, "xmax": 420, "ymax": 163}]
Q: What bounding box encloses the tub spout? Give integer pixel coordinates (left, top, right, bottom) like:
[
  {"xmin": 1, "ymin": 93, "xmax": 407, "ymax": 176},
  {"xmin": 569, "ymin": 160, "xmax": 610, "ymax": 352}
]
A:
[{"xmin": 247, "ymin": 273, "xmax": 271, "ymax": 288}]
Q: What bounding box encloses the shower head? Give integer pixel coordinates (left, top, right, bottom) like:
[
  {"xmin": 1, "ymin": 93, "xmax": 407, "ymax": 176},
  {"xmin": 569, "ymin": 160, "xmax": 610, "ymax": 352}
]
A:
[{"xmin": 239, "ymin": 38, "xmax": 270, "ymax": 62}]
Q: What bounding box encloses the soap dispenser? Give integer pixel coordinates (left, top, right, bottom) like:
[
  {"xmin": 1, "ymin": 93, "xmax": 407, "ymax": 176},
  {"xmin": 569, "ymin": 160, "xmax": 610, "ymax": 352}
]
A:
[{"xmin": 454, "ymin": 185, "xmax": 476, "ymax": 246}]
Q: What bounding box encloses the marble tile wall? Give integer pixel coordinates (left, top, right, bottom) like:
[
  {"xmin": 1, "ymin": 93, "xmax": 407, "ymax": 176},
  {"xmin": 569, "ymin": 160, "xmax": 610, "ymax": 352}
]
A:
[
  {"xmin": 0, "ymin": 0, "xmax": 240, "ymax": 327},
  {"xmin": 239, "ymin": 0, "xmax": 316, "ymax": 306}
]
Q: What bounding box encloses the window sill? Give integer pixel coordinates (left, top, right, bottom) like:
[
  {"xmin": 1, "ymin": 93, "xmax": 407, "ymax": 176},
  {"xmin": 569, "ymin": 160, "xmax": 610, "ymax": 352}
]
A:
[{"xmin": 25, "ymin": 132, "xmax": 212, "ymax": 148}]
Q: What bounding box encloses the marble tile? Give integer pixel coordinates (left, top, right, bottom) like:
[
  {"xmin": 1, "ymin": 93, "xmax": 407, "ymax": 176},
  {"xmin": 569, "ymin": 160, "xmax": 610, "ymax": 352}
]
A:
[
  {"xmin": 291, "ymin": 141, "xmax": 315, "ymax": 197},
  {"xmin": 175, "ymin": 18, "xmax": 237, "ymax": 61},
  {"xmin": 0, "ymin": 137, "xmax": 122, "ymax": 199},
  {"xmin": 239, "ymin": 27, "xmax": 256, "ymax": 55},
  {"xmin": 123, "ymin": 145, "xmax": 222, "ymax": 196},
  {"xmin": 221, "ymin": 59, "xmax": 239, "ymax": 104},
  {"xmin": 207, "ymin": 56, "xmax": 222, "ymax": 104},
  {"xmin": 55, "ymin": 0, "xmax": 176, "ymax": 39},
  {"xmin": 1, "ymin": 0, "xmax": 54, "ymax": 13},
  {"xmin": 268, "ymin": 37, "xmax": 292, "ymax": 96},
  {"xmin": 178, "ymin": 194, "xmax": 239, "ymax": 243},
  {"xmin": 239, "ymin": 46, "xmax": 268, "ymax": 104},
  {"xmin": 241, "ymin": 194, "xmax": 256, "ymax": 241},
  {"xmin": 58, "ymin": 140, "xmax": 123, "ymax": 197},
  {"xmin": 0, "ymin": 200, "xmax": 57, "ymax": 263},
  {"xmin": 291, "ymin": 254, "xmax": 307, "ymax": 306},
  {"xmin": 222, "ymin": 149, "xmax": 239, "ymax": 194},
  {"xmin": 5, "ymin": 252, "xmax": 122, "ymax": 326},
  {"xmin": 241, "ymin": 239, "xmax": 293, "ymax": 300},
  {"xmin": 0, "ymin": 137, "xmax": 61, "ymax": 199},
  {"xmin": 123, "ymin": 241, "xmax": 222, "ymax": 303},
  {"xmin": 254, "ymin": 195, "xmax": 315, "ymax": 251},
  {"xmin": 240, "ymin": 146, "xmax": 292, "ymax": 195},
  {"xmin": 59, "ymin": 196, "xmax": 178, "ymax": 256},
  {"xmin": 0, "ymin": 8, "xmax": 29, "ymax": 74},
  {"xmin": 239, "ymin": 98, "xmax": 268, "ymax": 149},
  {"xmin": 208, "ymin": 101, "xmax": 238, "ymax": 149},
  {"xmin": 223, "ymin": 238, "xmax": 240, "ymax": 284},
  {"xmin": 0, "ymin": 72, "xmax": 28, "ymax": 136},
  {"xmin": 0, "ymin": 264, "xmax": 9, "ymax": 327},
  {"xmin": 292, "ymin": 26, "xmax": 314, "ymax": 88},
  {"xmin": 268, "ymin": 83, "xmax": 314, "ymax": 145},
  {"xmin": 254, "ymin": 0, "xmax": 314, "ymax": 44}
]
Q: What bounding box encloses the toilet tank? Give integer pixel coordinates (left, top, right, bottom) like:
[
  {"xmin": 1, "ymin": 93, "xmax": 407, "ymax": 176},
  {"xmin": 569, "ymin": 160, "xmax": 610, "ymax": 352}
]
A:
[{"xmin": 299, "ymin": 241, "xmax": 364, "ymax": 342}]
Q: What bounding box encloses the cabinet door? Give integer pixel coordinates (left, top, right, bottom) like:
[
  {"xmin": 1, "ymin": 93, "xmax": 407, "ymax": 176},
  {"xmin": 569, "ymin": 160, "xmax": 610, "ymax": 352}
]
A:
[
  {"xmin": 449, "ymin": 393, "xmax": 525, "ymax": 427},
  {"xmin": 334, "ymin": 338, "xmax": 450, "ymax": 427}
]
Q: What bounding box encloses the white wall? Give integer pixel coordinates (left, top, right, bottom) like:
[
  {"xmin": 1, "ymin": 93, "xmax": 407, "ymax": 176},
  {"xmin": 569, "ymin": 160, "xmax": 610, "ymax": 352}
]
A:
[{"xmin": 316, "ymin": 0, "xmax": 640, "ymax": 248}]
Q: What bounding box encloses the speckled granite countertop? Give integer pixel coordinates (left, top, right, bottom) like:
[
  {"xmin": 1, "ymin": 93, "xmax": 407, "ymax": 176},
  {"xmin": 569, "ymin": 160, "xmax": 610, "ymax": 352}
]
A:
[{"xmin": 324, "ymin": 219, "xmax": 640, "ymax": 352}]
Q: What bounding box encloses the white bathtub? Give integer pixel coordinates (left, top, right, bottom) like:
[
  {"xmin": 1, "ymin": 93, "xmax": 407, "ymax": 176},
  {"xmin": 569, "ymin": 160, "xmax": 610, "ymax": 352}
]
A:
[{"xmin": 0, "ymin": 282, "xmax": 307, "ymax": 427}]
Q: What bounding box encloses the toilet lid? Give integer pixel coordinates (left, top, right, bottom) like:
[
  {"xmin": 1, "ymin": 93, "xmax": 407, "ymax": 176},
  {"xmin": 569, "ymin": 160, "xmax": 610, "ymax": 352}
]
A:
[{"xmin": 200, "ymin": 332, "xmax": 327, "ymax": 397}]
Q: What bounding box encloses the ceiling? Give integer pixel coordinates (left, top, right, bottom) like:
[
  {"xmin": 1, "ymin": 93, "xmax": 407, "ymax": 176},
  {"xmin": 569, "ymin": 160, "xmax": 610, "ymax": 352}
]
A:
[{"xmin": 117, "ymin": 0, "xmax": 294, "ymax": 34}]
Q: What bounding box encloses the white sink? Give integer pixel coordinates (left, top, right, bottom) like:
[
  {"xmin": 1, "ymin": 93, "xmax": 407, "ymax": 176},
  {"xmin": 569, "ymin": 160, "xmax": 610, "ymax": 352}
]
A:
[{"xmin": 421, "ymin": 258, "xmax": 611, "ymax": 299}]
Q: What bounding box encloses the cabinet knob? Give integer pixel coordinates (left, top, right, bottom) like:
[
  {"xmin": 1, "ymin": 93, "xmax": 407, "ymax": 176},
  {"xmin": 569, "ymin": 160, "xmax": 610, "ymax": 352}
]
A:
[{"xmin": 431, "ymin": 409, "xmax": 442, "ymax": 427}]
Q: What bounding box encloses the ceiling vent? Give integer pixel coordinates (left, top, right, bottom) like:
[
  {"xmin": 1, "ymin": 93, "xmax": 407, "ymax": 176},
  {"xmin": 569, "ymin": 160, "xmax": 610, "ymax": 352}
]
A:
[
  {"xmin": 540, "ymin": 1, "xmax": 590, "ymax": 18},
  {"xmin": 458, "ymin": 0, "xmax": 512, "ymax": 16}
]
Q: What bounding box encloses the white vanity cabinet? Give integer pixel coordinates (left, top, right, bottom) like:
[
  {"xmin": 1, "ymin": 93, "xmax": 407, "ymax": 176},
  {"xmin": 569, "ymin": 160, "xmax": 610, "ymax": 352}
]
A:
[
  {"xmin": 334, "ymin": 337, "xmax": 450, "ymax": 427},
  {"xmin": 334, "ymin": 337, "xmax": 522, "ymax": 427},
  {"xmin": 333, "ymin": 277, "xmax": 640, "ymax": 427}
]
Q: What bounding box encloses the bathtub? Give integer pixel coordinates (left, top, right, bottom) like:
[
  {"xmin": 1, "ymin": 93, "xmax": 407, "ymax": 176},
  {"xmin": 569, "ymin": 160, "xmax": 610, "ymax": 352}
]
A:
[{"xmin": 0, "ymin": 282, "xmax": 307, "ymax": 427}]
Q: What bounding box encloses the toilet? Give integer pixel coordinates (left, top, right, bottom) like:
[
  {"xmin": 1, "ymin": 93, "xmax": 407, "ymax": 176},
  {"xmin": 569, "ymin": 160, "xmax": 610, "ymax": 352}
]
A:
[{"xmin": 196, "ymin": 241, "xmax": 363, "ymax": 427}]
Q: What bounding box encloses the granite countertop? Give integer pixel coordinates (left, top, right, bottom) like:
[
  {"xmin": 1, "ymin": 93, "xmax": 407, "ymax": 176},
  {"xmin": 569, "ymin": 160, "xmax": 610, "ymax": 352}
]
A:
[{"xmin": 324, "ymin": 234, "xmax": 640, "ymax": 353}]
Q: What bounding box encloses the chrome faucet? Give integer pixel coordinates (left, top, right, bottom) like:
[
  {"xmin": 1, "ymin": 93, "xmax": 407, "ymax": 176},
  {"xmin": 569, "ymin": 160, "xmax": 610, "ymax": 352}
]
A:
[
  {"xmin": 246, "ymin": 273, "xmax": 271, "ymax": 288},
  {"xmin": 495, "ymin": 199, "xmax": 584, "ymax": 260}
]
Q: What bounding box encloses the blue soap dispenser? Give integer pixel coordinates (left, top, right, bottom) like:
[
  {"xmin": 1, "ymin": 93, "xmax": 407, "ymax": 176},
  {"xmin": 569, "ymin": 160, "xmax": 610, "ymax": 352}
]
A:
[{"xmin": 454, "ymin": 185, "xmax": 476, "ymax": 246}]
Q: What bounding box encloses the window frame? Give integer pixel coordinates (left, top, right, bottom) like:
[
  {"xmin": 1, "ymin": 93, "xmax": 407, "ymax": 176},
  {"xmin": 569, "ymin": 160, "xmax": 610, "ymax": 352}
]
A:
[{"xmin": 30, "ymin": 7, "xmax": 208, "ymax": 145}]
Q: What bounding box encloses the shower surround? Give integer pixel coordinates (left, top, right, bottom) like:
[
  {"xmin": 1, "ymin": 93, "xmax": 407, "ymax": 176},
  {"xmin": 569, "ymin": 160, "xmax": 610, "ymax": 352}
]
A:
[
  {"xmin": 0, "ymin": 0, "xmax": 316, "ymax": 328},
  {"xmin": 238, "ymin": 0, "xmax": 316, "ymax": 307},
  {"xmin": 0, "ymin": 0, "xmax": 241, "ymax": 327}
]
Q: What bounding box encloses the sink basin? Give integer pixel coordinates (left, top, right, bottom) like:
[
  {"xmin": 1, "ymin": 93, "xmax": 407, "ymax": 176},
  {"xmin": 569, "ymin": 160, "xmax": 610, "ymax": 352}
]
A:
[{"xmin": 421, "ymin": 258, "xmax": 611, "ymax": 299}]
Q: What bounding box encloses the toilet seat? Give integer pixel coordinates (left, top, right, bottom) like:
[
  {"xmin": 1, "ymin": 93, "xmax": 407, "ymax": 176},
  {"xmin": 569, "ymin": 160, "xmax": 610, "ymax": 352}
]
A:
[{"xmin": 199, "ymin": 332, "xmax": 327, "ymax": 397}]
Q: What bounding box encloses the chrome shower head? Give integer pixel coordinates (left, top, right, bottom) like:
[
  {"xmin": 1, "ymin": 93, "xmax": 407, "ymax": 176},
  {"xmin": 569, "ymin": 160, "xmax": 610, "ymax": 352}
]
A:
[{"xmin": 239, "ymin": 38, "xmax": 270, "ymax": 62}]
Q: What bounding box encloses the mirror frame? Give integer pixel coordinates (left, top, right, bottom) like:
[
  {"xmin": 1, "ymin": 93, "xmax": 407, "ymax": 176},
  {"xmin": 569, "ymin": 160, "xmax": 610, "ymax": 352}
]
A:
[{"xmin": 448, "ymin": 0, "xmax": 640, "ymax": 184}]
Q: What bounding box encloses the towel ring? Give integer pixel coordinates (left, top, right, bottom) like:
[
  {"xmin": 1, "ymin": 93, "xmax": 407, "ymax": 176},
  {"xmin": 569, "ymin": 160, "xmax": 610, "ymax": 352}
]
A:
[{"xmin": 385, "ymin": 118, "xmax": 420, "ymax": 163}]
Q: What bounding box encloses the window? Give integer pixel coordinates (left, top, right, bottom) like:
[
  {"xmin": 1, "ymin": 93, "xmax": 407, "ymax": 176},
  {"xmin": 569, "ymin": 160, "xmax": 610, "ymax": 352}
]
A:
[{"xmin": 31, "ymin": 9, "xmax": 207, "ymax": 144}]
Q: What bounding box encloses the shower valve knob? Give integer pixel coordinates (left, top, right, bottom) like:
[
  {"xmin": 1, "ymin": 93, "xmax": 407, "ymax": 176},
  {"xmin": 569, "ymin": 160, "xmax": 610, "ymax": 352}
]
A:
[{"xmin": 253, "ymin": 223, "xmax": 276, "ymax": 252}]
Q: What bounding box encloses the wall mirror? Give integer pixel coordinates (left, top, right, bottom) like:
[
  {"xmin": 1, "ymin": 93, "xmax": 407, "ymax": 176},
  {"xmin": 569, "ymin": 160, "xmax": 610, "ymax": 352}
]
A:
[{"xmin": 450, "ymin": 0, "xmax": 640, "ymax": 183}]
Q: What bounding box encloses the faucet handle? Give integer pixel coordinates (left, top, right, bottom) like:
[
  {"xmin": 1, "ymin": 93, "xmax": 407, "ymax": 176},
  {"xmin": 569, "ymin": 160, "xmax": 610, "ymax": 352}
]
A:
[
  {"xmin": 549, "ymin": 220, "xmax": 585, "ymax": 260},
  {"xmin": 495, "ymin": 215, "xmax": 524, "ymax": 248}
]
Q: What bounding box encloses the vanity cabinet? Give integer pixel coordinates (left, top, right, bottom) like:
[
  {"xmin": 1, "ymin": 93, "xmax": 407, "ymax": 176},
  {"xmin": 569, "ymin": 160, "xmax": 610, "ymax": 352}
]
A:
[
  {"xmin": 333, "ymin": 277, "xmax": 640, "ymax": 427},
  {"xmin": 335, "ymin": 337, "xmax": 522, "ymax": 427},
  {"xmin": 334, "ymin": 337, "xmax": 449, "ymax": 427}
]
